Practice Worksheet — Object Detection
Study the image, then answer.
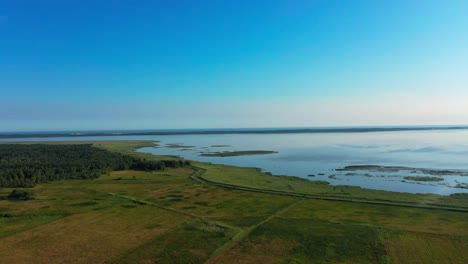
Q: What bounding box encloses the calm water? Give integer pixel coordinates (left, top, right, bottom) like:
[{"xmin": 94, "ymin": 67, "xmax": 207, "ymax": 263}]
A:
[{"xmin": 2, "ymin": 130, "xmax": 468, "ymax": 195}]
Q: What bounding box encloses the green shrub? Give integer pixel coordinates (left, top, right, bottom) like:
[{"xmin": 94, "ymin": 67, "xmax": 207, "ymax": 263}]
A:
[{"xmin": 7, "ymin": 189, "xmax": 34, "ymax": 200}]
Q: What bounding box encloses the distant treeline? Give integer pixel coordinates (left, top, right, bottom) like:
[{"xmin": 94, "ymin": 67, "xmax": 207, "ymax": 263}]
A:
[{"xmin": 0, "ymin": 144, "xmax": 189, "ymax": 188}]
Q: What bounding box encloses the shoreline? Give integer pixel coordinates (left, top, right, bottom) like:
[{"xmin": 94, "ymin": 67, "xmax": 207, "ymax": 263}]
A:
[{"xmin": 2, "ymin": 140, "xmax": 467, "ymax": 196}]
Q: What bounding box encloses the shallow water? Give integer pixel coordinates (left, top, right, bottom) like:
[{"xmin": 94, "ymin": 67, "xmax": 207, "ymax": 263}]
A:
[{"xmin": 2, "ymin": 130, "xmax": 468, "ymax": 195}]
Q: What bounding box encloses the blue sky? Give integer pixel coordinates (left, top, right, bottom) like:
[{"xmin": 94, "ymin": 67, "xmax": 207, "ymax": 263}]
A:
[{"xmin": 1, "ymin": 0, "xmax": 468, "ymax": 131}]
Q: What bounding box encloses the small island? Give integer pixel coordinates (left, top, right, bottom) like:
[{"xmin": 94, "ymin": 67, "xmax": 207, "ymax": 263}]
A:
[
  {"xmin": 200, "ymin": 150, "xmax": 278, "ymax": 157},
  {"xmin": 454, "ymin": 183, "xmax": 468, "ymax": 189},
  {"xmin": 403, "ymin": 176, "xmax": 444, "ymax": 182},
  {"xmin": 165, "ymin": 143, "xmax": 195, "ymax": 149}
]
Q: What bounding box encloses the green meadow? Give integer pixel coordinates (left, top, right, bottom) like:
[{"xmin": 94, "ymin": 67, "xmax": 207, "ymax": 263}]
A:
[{"xmin": 0, "ymin": 141, "xmax": 466, "ymax": 263}]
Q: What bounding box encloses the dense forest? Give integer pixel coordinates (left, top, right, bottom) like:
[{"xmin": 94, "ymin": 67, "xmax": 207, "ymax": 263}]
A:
[{"xmin": 0, "ymin": 144, "xmax": 189, "ymax": 187}]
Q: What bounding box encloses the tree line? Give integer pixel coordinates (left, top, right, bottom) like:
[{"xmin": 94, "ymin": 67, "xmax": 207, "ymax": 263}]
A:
[{"xmin": 0, "ymin": 144, "xmax": 190, "ymax": 188}]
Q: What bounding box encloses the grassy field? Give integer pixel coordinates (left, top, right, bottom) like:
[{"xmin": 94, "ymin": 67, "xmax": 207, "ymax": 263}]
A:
[{"xmin": 0, "ymin": 140, "xmax": 466, "ymax": 263}]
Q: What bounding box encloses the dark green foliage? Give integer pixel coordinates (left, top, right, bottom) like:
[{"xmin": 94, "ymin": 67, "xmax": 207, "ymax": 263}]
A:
[
  {"xmin": 7, "ymin": 189, "xmax": 34, "ymax": 200},
  {"xmin": 0, "ymin": 144, "xmax": 190, "ymax": 187},
  {"xmin": 121, "ymin": 205, "xmax": 137, "ymax": 209},
  {"xmin": 181, "ymin": 206, "xmax": 197, "ymax": 210},
  {"xmin": 69, "ymin": 201, "xmax": 98, "ymax": 207},
  {"xmin": 1, "ymin": 213, "xmax": 14, "ymax": 217}
]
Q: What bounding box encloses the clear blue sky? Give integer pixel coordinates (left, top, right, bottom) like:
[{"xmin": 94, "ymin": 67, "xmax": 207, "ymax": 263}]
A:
[{"xmin": 1, "ymin": 0, "xmax": 468, "ymax": 131}]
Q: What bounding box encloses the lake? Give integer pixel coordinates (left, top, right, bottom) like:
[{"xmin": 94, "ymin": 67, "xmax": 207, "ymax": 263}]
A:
[{"xmin": 2, "ymin": 129, "xmax": 468, "ymax": 195}]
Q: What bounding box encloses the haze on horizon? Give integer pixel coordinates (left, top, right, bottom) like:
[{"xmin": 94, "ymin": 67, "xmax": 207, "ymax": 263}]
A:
[{"xmin": 1, "ymin": 1, "xmax": 468, "ymax": 132}]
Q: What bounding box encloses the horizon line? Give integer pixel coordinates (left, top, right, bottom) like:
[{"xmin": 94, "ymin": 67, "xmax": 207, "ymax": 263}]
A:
[{"xmin": 1, "ymin": 125, "xmax": 468, "ymax": 139}]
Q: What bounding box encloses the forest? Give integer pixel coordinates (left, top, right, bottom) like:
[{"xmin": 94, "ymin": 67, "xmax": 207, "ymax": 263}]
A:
[{"xmin": 0, "ymin": 144, "xmax": 189, "ymax": 187}]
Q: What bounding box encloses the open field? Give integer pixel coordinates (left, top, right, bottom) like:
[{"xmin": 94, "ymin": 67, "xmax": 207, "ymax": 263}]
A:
[{"xmin": 0, "ymin": 140, "xmax": 467, "ymax": 263}]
